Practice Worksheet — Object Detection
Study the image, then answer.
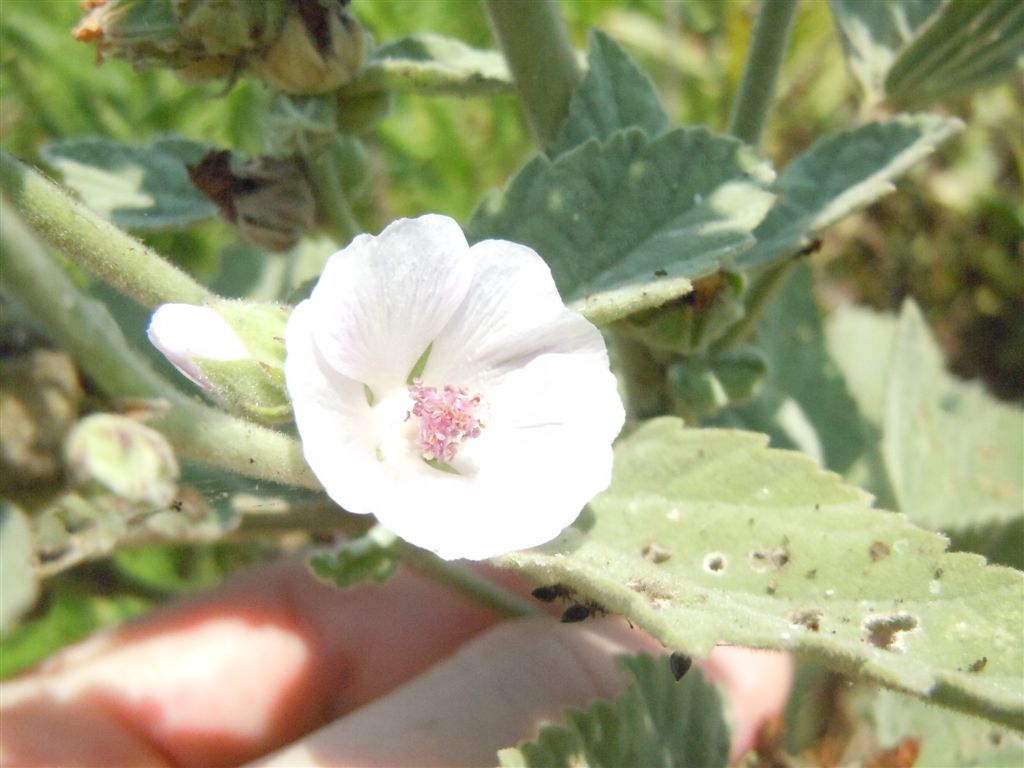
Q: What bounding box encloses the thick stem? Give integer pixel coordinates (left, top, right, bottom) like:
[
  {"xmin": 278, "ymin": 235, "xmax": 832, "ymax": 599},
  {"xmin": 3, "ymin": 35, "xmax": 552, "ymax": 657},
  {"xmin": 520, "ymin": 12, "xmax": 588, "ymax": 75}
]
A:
[
  {"xmin": 0, "ymin": 199, "xmax": 319, "ymax": 490},
  {"xmin": 0, "ymin": 152, "xmax": 209, "ymax": 309},
  {"xmin": 483, "ymin": 0, "xmax": 581, "ymax": 150},
  {"xmin": 726, "ymin": 0, "xmax": 799, "ymax": 147}
]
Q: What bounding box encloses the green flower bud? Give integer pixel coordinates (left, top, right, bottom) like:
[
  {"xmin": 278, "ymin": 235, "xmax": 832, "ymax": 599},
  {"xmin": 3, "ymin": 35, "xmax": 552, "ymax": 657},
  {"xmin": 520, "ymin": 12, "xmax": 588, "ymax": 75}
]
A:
[
  {"xmin": 187, "ymin": 150, "xmax": 316, "ymax": 252},
  {"xmin": 147, "ymin": 300, "xmax": 293, "ymax": 423},
  {"xmin": 64, "ymin": 414, "xmax": 179, "ymax": 509},
  {"xmin": 172, "ymin": 0, "xmax": 287, "ymax": 55},
  {"xmin": 249, "ymin": 0, "xmax": 365, "ymax": 95},
  {"xmin": 667, "ymin": 356, "xmax": 729, "ymax": 422},
  {"xmin": 616, "ymin": 271, "xmax": 746, "ymax": 355},
  {"xmin": 712, "ymin": 346, "xmax": 768, "ymax": 404}
]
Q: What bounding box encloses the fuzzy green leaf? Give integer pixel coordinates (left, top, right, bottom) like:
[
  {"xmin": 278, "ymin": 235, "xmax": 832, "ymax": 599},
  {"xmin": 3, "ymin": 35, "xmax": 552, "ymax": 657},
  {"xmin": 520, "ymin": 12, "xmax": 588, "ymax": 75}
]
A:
[
  {"xmin": 469, "ymin": 127, "xmax": 775, "ymax": 325},
  {"xmin": 829, "ymin": 0, "xmax": 1024, "ymax": 108},
  {"xmin": 498, "ymin": 654, "xmax": 729, "ymax": 768},
  {"xmin": 345, "ymin": 33, "xmax": 511, "ymax": 96},
  {"xmin": 0, "ymin": 503, "xmax": 38, "ymax": 633},
  {"xmin": 827, "ymin": 301, "xmax": 1023, "ymax": 533},
  {"xmin": 828, "ymin": 0, "xmax": 943, "ymax": 102},
  {"xmin": 550, "ymin": 30, "xmax": 669, "ymax": 158},
  {"xmin": 884, "ymin": 1, "xmax": 1024, "ymax": 110},
  {"xmin": 497, "ymin": 419, "xmax": 1024, "ymax": 730},
  {"xmin": 40, "ymin": 136, "xmax": 216, "ymax": 230},
  {"xmin": 740, "ymin": 114, "xmax": 963, "ymax": 270}
]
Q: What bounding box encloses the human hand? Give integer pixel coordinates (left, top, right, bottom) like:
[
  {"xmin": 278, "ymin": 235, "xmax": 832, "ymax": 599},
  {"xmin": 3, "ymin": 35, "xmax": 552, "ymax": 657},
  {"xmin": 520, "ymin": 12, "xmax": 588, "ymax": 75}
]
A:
[{"xmin": 1, "ymin": 557, "xmax": 792, "ymax": 766}]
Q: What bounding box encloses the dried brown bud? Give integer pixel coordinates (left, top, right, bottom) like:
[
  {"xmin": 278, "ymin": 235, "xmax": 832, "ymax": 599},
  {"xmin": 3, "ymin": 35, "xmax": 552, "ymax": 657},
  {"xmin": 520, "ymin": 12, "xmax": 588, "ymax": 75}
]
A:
[{"xmin": 188, "ymin": 150, "xmax": 316, "ymax": 252}]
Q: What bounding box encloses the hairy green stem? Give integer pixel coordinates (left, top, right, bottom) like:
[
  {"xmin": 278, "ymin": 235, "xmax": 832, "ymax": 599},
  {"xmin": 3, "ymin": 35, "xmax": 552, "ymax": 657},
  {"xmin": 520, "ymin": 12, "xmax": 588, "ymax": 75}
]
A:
[
  {"xmin": 483, "ymin": 0, "xmax": 581, "ymax": 150},
  {"xmin": 399, "ymin": 543, "xmax": 542, "ymax": 619},
  {"xmin": 727, "ymin": 0, "xmax": 799, "ymax": 147},
  {"xmin": 611, "ymin": 331, "xmax": 669, "ymax": 420},
  {"xmin": 0, "ymin": 199, "xmax": 319, "ymax": 490},
  {"xmin": 0, "ymin": 152, "xmax": 209, "ymax": 309}
]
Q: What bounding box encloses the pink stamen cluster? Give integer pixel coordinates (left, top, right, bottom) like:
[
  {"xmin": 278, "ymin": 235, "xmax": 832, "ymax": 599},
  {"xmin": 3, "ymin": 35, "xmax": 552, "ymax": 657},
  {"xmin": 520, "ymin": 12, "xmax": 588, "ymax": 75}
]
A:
[{"xmin": 407, "ymin": 379, "xmax": 483, "ymax": 463}]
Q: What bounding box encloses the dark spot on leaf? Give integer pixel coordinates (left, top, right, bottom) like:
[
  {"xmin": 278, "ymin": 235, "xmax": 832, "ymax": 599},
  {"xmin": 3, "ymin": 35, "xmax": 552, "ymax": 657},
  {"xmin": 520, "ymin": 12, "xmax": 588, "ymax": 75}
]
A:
[
  {"xmin": 863, "ymin": 613, "xmax": 917, "ymax": 650},
  {"xmin": 766, "ymin": 577, "xmax": 778, "ymax": 595},
  {"xmin": 968, "ymin": 657, "xmax": 988, "ymax": 673},
  {"xmin": 805, "ymin": 568, "xmax": 817, "ymax": 579},
  {"xmin": 654, "ymin": 269, "xmax": 667, "ymax": 277},
  {"xmin": 869, "ymin": 541, "xmax": 891, "ymax": 561},
  {"xmin": 669, "ymin": 652, "xmax": 692, "ymax": 681},
  {"xmin": 792, "ymin": 607, "xmax": 823, "ymax": 632},
  {"xmin": 934, "ymin": 567, "xmax": 944, "ymax": 579}
]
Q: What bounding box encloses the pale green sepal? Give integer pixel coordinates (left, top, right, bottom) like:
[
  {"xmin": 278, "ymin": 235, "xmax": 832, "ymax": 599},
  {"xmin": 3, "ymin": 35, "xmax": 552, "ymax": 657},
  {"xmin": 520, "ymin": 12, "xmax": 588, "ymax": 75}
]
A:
[
  {"xmin": 308, "ymin": 524, "xmax": 400, "ymax": 588},
  {"xmin": 493, "ymin": 419, "xmax": 1024, "ymax": 730},
  {"xmin": 0, "ymin": 503, "xmax": 39, "ymax": 634},
  {"xmin": 196, "ymin": 299, "xmax": 293, "ymax": 423},
  {"xmin": 498, "ymin": 653, "xmax": 729, "ymax": 768},
  {"xmin": 469, "ymin": 127, "xmax": 775, "ymax": 326},
  {"xmin": 739, "ymin": 114, "xmax": 963, "ymax": 270}
]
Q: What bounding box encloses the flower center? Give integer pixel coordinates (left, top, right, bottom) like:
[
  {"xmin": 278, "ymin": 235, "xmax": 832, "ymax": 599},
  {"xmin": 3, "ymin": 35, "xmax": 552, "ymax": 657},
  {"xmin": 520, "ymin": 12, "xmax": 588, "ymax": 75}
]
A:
[{"xmin": 407, "ymin": 379, "xmax": 484, "ymax": 463}]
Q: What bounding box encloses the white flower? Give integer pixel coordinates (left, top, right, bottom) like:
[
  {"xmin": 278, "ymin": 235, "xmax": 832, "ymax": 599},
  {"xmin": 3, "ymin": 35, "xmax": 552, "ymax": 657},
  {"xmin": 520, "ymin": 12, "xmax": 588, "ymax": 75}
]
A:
[
  {"xmin": 284, "ymin": 214, "xmax": 624, "ymax": 560},
  {"xmin": 147, "ymin": 304, "xmax": 249, "ymax": 390}
]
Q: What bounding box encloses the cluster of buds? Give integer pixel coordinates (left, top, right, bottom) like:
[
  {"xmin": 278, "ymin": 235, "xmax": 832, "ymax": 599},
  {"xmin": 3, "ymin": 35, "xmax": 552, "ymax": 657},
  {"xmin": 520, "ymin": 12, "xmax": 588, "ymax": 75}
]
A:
[{"xmin": 74, "ymin": 0, "xmax": 365, "ymax": 95}]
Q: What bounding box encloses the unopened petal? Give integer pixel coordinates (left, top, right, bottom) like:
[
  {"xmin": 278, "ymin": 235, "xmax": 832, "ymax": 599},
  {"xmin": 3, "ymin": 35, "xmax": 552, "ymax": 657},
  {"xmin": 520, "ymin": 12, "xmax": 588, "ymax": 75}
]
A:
[
  {"xmin": 148, "ymin": 304, "xmax": 249, "ymax": 388},
  {"xmin": 309, "ymin": 215, "xmax": 473, "ymax": 395}
]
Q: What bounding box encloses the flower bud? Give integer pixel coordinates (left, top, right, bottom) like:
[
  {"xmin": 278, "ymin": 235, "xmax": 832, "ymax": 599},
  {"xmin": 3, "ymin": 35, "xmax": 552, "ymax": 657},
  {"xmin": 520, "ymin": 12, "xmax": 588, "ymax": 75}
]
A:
[
  {"xmin": 667, "ymin": 356, "xmax": 729, "ymax": 422},
  {"xmin": 148, "ymin": 301, "xmax": 293, "ymax": 423},
  {"xmin": 713, "ymin": 346, "xmax": 768, "ymax": 404},
  {"xmin": 616, "ymin": 271, "xmax": 746, "ymax": 355},
  {"xmin": 249, "ymin": 0, "xmax": 365, "ymax": 94},
  {"xmin": 64, "ymin": 413, "xmax": 179, "ymax": 509},
  {"xmin": 187, "ymin": 150, "xmax": 316, "ymax": 252}
]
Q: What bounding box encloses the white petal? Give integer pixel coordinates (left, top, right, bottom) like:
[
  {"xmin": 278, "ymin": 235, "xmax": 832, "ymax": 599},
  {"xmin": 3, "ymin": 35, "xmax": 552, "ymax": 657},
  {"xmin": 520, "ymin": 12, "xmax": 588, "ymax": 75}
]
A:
[
  {"xmin": 308, "ymin": 215, "xmax": 473, "ymax": 395},
  {"xmin": 284, "ymin": 301, "xmax": 386, "ymax": 515},
  {"xmin": 424, "ymin": 238, "xmax": 606, "ymax": 393},
  {"xmin": 148, "ymin": 304, "xmax": 249, "ymax": 388}
]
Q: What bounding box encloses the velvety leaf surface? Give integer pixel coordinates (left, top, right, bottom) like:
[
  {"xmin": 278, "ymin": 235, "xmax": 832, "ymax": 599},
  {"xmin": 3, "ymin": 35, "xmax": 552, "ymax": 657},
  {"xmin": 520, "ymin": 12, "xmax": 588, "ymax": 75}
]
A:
[
  {"xmin": 827, "ymin": 301, "xmax": 1023, "ymax": 532},
  {"xmin": 41, "ymin": 136, "xmax": 216, "ymax": 230},
  {"xmin": 469, "ymin": 127, "xmax": 775, "ymax": 325},
  {"xmin": 346, "ymin": 33, "xmax": 511, "ymax": 96},
  {"xmin": 497, "ymin": 419, "xmax": 1024, "ymax": 729},
  {"xmin": 828, "ymin": 0, "xmax": 942, "ymax": 101},
  {"xmin": 550, "ymin": 29, "xmax": 669, "ymax": 158},
  {"xmin": 498, "ymin": 653, "xmax": 729, "ymax": 768},
  {"xmin": 740, "ymin": 114, "xmax": 963, "ymax": 270}
]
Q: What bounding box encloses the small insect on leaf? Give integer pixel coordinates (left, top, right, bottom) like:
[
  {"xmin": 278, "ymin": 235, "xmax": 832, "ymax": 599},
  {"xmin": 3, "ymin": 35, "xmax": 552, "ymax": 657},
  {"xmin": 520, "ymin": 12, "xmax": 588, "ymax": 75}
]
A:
[
  {"xmin": 668, "ymin": 651, "xmax": 692, "ymax": 681},
  {"xmin": 560, "ymin": 600, "xmax": 606, "ymax": 623},
  {"xmin": 531, "ymin": 583, "xmax": 576, "ymax": 603}
]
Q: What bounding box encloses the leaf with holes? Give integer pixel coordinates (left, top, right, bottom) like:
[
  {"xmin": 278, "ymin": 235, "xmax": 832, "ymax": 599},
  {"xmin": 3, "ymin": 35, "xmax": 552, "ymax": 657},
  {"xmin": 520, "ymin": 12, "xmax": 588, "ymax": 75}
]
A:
[
  {"xmin": 498, "ymin": 653, "xmax": 729, "ymax": 767},
  {"xmin": 496, "ymin": 418, "xmax": 1024, "ymax": 730},
  {"xmin": 550, "ymin": 29, "xmax": 669, "ymax": 158},
  {"xmin": 739, "ymin": 114, "xmax": 962, "ymax": 270},
  {"xmin": 41, "ymin": 136, "xmax": 216, "ymax": 230},
  {"xmin": 469, "ymin": 127, "xmax": 775, "ymax": 326}
]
